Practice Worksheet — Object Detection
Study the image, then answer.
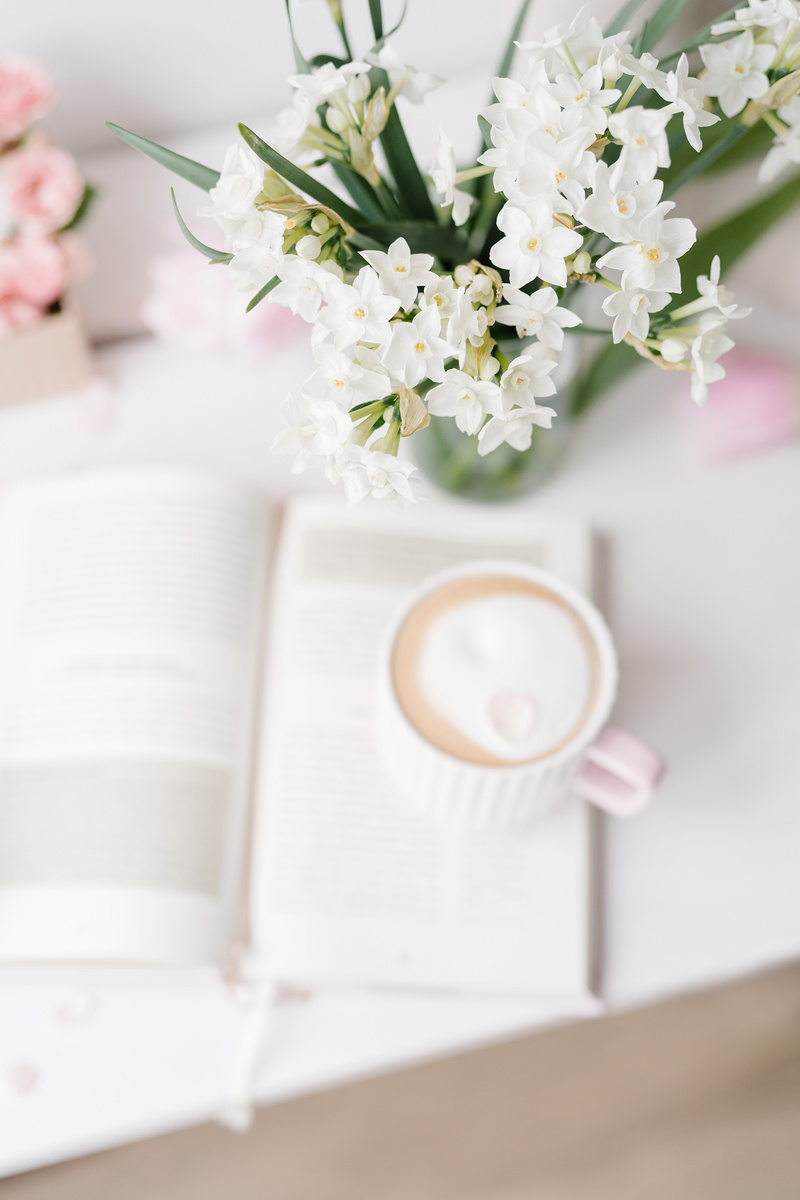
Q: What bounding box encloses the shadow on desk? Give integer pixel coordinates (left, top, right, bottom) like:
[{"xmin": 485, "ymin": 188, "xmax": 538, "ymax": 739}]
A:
[{"xmin": 6, "ymin": 964, "xmax": 800, "ymax": 1200}]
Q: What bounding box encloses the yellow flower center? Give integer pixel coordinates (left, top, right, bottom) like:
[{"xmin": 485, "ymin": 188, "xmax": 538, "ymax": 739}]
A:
[
  {"xmin": 354, "ymin": 307, "xmax": 366, "ymax": 319},
  {"xmin": 617, "ymin": 199, "xmax": 628, "ymax": 213},
  {"xmin": 515, "ymin": 376, "xmax": 526, "ymax": 386},
  {"xmin": 415, "ymin": 341, "xmax": 425, "ymax": 353},
  {"xmin": 634, "ymin": 134, "xmax": 646, "ymax": 147},
  {"xmin": 460, "ymin": 392, "xmax": 472, "ymax": 402},
  {"xmin": 555, "ymin": 171, "xmax": 566, "ymax": 184},
  {"xmin": 284, "ymin": 218, "xmax": 295, "ymax": 228},
  {"xmin": 734, "ymin": 63, "xmax": 745, "ymax": 73},
  {"xmin": 394, "ymin": 264, "xmax": 407, "ymax": 272},
  {"xmin": 636, "ymin": 297, "xmax": 645, "ymax": 310},
  {"xmin": 434, "ymin": 295, "xmax": 443, "ymax": 305},
  {"xmin": 647, "ymin": 248, "xmax": 661, "ymax": 263},
  {"xmin": 575, "ymin": 92, "xmax": 585, "ymax": 101},
  {"xmin": 334, "ymin": 378, "xmax": 345, "ymax": 388},
  {"xmin": 526, "ymin": 237, "xmax": 539, "ymax": 251}
]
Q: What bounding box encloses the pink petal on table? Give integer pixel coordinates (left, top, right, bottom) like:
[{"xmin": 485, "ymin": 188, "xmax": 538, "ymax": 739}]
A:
[{"xmin": 488, "ymin": 691, "xmax": 538, "ymax": 742}]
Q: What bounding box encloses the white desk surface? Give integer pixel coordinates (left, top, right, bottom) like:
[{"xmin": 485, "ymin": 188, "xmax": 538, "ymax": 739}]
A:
[{"xmin": 1, "ymin": 331, "xmax": 798, "ymax": 1175}]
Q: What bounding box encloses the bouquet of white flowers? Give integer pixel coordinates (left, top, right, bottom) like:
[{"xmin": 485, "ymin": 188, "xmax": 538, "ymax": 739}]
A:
[{"xmin": 110, "ymin": 0, "xmax": 800, "ymax": 506}]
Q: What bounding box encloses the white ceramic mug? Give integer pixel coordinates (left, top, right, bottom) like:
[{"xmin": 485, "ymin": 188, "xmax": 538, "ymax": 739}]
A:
[{"xmin": 376, "ymin": 560, "xmax": 664, "ymax": 832}]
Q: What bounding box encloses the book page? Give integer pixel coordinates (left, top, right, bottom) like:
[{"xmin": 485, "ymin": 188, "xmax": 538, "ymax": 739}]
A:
[
  {"xmin": 251, "ymin": 497, "xmax": 595, "ymax": 996},
  {"xmin": 0, "ymin": 469, "xmax": 269, "ymax": 965}
]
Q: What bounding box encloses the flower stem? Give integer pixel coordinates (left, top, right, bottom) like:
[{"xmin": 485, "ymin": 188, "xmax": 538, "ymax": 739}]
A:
[
  {"xmin": 762, "ymin": 110, "xmax": 790, "ymax": 137},
  {"xmin": 454, "ymin": 164, "xmax": 495, "ymax": 184},
  {"xmin": 614, "ymin": 77, "xmax": 641, "ymax": 113}
]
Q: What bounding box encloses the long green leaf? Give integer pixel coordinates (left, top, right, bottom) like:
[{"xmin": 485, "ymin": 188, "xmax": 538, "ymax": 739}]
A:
[
  {"xmin": 663, "ymin": 120, "xmax": 748, "ymax": 196},
  {"xmin": 283, "ymin": 0, "xmax": 310, "ymax": 71},
  {"xmin": 497, "ymin": 0, "xmax": 535, "ymax": 81},
  {"xmin": 635, "ymin": 0, "xmax": 691, "ymax": 54},
  {"xmin": 237, "ymin": 123, "xmax": 365, "ymax": 227},
  {"xmin": 605, "ymin": 0, "xmax": 649, "ymax": 36},
  {"xmin": 170, "ymin": 189, "xmax": 232, "ymax": 262},
  {"xmin": 379, "ymin": 101, "xmax": 437, "ymax": 221},
  {"xmin": 679, "ymin": 170, "xmax": 800, "ymax": 296},
  {"xmin": 59, "ymin": 182, "xmax": 96, "ymax": 232},
  {"xmin": 330, "ymin": 161, "xmax": 387, "ymax": 222},
  {"xmin": 658, "ymin": 6, "xmax": 738, "ymax": 68},
  {"xmin": 246, "ymin": 275, "xmax": 280, "ymax": 311},
  {"xmin": 368, "ymin": 0, "xmax": 383, "ymax": 40},
  {"xmin": 106, "ymin": 123, "xmax": 220, "ymax": 191}
]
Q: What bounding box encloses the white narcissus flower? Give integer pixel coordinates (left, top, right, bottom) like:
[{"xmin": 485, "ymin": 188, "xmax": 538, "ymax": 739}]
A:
[
  {"xmin": 477, "ymin": 403, "xmax": 557, "ymax": 455},
  {"xmin": 307, "ymin": 343, "xmax": 390, "ymax": 408},
  {"xmin": 271, "ymin": 391, "xmax": 353, "ymax": 473},
  {"xmin": 494, "ymin": 285, "xmax": 582, "ymax": 348},
  {"xmin": 382, "ymin": 305, "xmax": 454, "ymax": 387},
  {"xmin": 578, "ymin": 161, "xmax": 669, "ymax": 242},
  {"xmin": 516, "ymin": 4, "xmax": 592, "ymax": 55},
  {"xmin": 366, "ymin": 44, "xmax": 443, "ymax": 104},
  {"xmin": 601, "ymin": 285, "xmax": 670, "ymax": 342},
  {"xmin": 199, "ymin": 145, "xmax": 264, "ymax": 222},
  {"xmin": 596, "ymin": 211, "xmax": 697, "ymax": 292},
  {"xmin": 228, "ymin": 207, "xmax": 286, "ymax": 254},
  {"xmin": 422, "ymin": 274, "xmax": 462, "ymax": 321},
  {"xmin": 758, "ymin": 95, "xmax": 800, "ymax": 182},
  {"xmin": 547, "ymin": 65, "xmax": 621, "ymax": 136},
  {"xmin": 515, "ymin": 129, "xmax": 597, "ymax": 214},
  {"xmin": 333, "ymin": 445, "xmax": 420, "ymax": 508},
  {"xmin": 656, "ymin": 54, "xmax": 719, "ymax": 152},
  {"xmin": 490, "ymin": 198, "xmax": 583, "ymax": 288},
  {"xmin": 288, "ymin": 60, "xmax": 372, "ymax": 101},
  {"xmin": 607, "ymin": 106, "xmax": 671, "ymax": 183},
  {"xmin": 614, "ymin": 50, "xmax": 668, "ymax": 92},
  {"xmin": 272, "ymin": 92, "xmax": 317, "ymax": 159},
  {"xmin": 498, "ymin": 346, "xmax": 558, "ymax": 411},
  {"xmin": 430, "ymin": 130, "xmax": 474, "ymax": 227},
  {"xmin": 229, "ymin": 243, "xmax": 284, "ymax": 293},
  {"xmin": 269, "ymin": 257, "xmax": 335, "ymax": 322},
  {"xmin": 690, "ymin": 314, "xmax": 736, "ymax": 405},
  {"xmin": 712, "ymin": 0, "xmax": 798, "ymax": 33},
  {"xmin": 700, "ymin": 31, "xmax": 775, "ymax": 118},
  {"xmin": 426, "ymin": 369, "xmax": 501, "ymax": 434},
  {"xmin": 483, "ymin": 63, "xmax": 562, "ymax": 131},
  {"xmin": 447, "ymin": 292, "xmax": 488, "ymax": 359},
  {"xmin": 315, "ymin": 266, "xmax": 401, "ymax": 350},
  {"xmin": 359, "ymin": 236, "xmax": 438, "ymax": 310},
  {"xmin": 696, "ymin": 255, "xmax": 752, "ymax": 319}
]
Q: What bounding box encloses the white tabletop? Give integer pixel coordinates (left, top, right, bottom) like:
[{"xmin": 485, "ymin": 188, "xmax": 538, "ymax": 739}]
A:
[{"xmin": 1, "ymin": 329, "xmax": 798, "ymax": 1174}]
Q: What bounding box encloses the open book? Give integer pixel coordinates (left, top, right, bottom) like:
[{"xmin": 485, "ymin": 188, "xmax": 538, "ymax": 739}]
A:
[{"xmin": 0, "ymin": 470, "xmax": 597, "ymax": 998}]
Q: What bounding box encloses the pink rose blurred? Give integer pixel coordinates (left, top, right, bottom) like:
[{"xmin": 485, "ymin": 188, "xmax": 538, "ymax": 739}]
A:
[
  {"xmin": 0, "ymin": 56, "xmax": 55, "ymax": 144},
  {"xmin": 6, "ymin": 235, "xmax": 68, "ymax": 307},
  {"xmin": 2, "ymin": 138, "xmax": 84, "ymax": 233}
]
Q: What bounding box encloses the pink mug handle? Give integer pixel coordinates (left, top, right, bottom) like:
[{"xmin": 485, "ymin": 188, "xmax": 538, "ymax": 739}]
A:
[{"xmin": 573, "ymin": 726, "xmax": 665, "ymax": 817}]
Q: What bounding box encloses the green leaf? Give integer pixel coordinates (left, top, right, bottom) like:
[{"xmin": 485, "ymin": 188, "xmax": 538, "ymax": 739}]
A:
[
  {"xmin": 634, "ymin": 0, "xmax": 691, "ymax": 54},
  {"xmin": 678, "ymin": 170, "xmax": 800, "ymax": 298},
  {"xmin": 330, "ymin": 161, "xmax": 387, "ymax": 222},
  {"xmin": 658, "ymin": 7, "xmax": 738, "ymax": 69},
  {"xmin": 283, "ymin": 0, "xmax": 310, "ymax": 72},
  {"xmin": 662, "ymin": 119, "xmax": 748, "ymax": 196},
  {"xmin": 237, "ymin": 123, "xmax": 365, "ymax": 227},
  {"xmin": 496, "ymin": 0, "xmax": 535, "ymax": 81},
  {"xmin": 58, "ymin": 182, "xmax": 97, "ymax": 232},
  {"xmin": 106, "ymin": 123, "xmax": 220, "ymax": 191},
  {"xmin": 605, "ymin": 0, "xmax": 649, "ymax": 36},
  {"xmin": 477, "ymin": 114, "xmax": 493, "ymax": 151},
  {"xmin": 379, "ymin": 102, "xmax": 437, "ymax": 221},
  {"xmin": 359, "ymin": 219, "xmax": 469, "ymax": 263},
  {"xmin": 170, "ymin": 189, "xmax": 231, "ymax": 262},
  {"xmin": 246, "ymin": 276, "xmax": 280, "ymax": 311},
  {"xmin": 368, "ymin": 0, "xmax": 383, "ymax": 40}
]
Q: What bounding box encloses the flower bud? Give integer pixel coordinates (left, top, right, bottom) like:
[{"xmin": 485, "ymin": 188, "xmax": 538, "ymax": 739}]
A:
[
  {"xmin": 454, "ymin": 264, "xmax": 475, "ymax": 287},
  {"xmin": 573, "ymin": 251, "xmax": 592, "ymax": 275},
  {"xmin": 347, "ymin": 73, "xmax": 371, "ymax": 104},
  {"xmin": 659, "ymin": 338, "xmax": 687, "ymax": 363},
  {"xmin": 326, "ymin": 105, "xmax": 349, "ymax": 134},
  {"xmin": 297, "ymin": 234, "xmax": 322, "ymax": 260},
  {"xmin": 311, "ymin": 212, "xmax": 330, "ymax": 235}
]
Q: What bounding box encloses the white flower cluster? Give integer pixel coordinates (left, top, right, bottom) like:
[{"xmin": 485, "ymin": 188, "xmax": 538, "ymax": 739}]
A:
[
  {"xmin": 195, "ymin": 4, "xmax": 766, "ymax": 505},
  {"xmin": 700, "ymin": 0, "xmax": 800, "ymax": 182}
]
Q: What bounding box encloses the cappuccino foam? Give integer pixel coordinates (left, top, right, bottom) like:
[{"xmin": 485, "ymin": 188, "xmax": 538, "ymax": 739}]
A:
[{"xmin": 391, "ymin": 575, "xmax": 601, "ymax": 767}]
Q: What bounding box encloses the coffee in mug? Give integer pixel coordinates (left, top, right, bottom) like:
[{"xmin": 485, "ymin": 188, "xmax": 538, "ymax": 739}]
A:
[{"xmin": 377, "ymin": 561, "xmax": 664, "ymax": 830}]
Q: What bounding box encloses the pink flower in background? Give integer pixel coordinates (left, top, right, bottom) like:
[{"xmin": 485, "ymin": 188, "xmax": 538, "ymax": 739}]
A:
[
  {"xmin": 0, "ymin": 56, "xmax": 55, "ymax": 144},
  {"xmin": 8, "ymin": 236, "xmax": 68, "ymax": 307},
  {"xmin": 2, "ymin": 137, "xmax": 84, "ymax": 233},
  {"xmin": 141, "ymin": 249, "xmax": 307, "ymax": 356},
  {"xmin": 0, "ymin": 293, "xmax": 41, "ymax": 333}
]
